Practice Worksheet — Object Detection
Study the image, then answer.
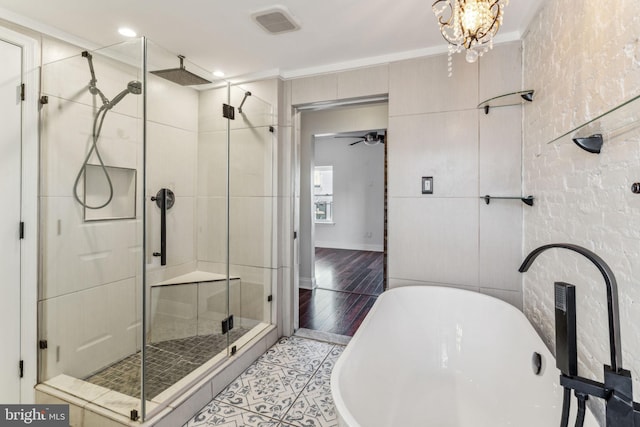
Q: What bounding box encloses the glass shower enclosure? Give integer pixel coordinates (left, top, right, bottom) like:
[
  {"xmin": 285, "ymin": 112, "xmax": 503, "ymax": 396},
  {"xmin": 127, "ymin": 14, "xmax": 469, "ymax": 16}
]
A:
[{"xmin": 38, "ymin": 37, "xmax": 274, "ymax": 421}]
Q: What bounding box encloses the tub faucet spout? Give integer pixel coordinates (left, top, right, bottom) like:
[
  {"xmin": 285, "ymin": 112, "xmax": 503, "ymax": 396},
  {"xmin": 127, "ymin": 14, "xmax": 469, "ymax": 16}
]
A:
[
  {"xmin": 519, "ymin": 243, "xmax": 621, "ymax": 371},
  {"xmin": 519, "ymin": 243, "xmax": 640, "ymax": 427}
]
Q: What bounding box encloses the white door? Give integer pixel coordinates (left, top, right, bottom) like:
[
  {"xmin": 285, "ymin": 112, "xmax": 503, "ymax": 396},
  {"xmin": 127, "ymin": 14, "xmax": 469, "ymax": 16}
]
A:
[{"xmin": 0, "ymin": 39, "xmax": 23, "ymax": 404}]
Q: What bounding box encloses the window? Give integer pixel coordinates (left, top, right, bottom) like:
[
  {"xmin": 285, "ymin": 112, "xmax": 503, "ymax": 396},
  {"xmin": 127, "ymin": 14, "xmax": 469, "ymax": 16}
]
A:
[{"xmin": 314, "ymin": 166, "xmax": 333, "ymax": 223}]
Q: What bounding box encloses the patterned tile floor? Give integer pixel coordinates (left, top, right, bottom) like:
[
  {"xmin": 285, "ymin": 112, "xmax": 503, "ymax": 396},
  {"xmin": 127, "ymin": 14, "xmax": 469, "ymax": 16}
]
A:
[
  {"xmin": 86, "ymin": 328, "xmax": 249, "ymax": 399},
  {"xmin": 186, "ymin": 336, "xmax": 345, "ymax": 427}
]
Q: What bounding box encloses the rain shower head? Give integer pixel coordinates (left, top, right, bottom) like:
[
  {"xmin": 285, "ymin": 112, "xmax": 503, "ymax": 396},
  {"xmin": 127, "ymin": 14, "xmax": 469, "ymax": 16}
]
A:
[{"xmin": 150, "ymin": 55, "xmax": 212, "ymax": 86}]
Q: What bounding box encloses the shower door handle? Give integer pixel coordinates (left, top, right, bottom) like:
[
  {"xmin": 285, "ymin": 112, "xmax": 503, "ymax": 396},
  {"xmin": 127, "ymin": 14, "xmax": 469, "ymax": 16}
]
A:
[{"xmin": 151, "ymin": 188, "xmax": 175, "ymax": 266}]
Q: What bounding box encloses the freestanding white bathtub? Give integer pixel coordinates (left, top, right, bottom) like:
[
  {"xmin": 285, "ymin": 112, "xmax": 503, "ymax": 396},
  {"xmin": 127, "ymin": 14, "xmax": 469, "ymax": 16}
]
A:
[{"xmin": 331, "ymin": 286, "xmax": 599, "ymax": 427}]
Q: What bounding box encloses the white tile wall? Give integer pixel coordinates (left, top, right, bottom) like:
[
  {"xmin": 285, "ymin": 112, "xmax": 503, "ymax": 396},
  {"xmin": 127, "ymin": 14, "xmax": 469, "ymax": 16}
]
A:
[
  {"xmin": 198, "ymin": 86, "xmax": 229, "ymax": 133},
  {"xmin": 40, "ymin": 97, "xmax": 140, "ymax": 198},
  {"xmin": 478, "ymin": 42, "xmax": 524, "ymax": 103},
  {"xmin": 195, "ymin": 197, "xmax": 227, "ymax": 264},
  {"xmin": 388, "ymin": 197, "xmax": 480, "ymax": 287},
  {"xmin": 389, "ymin": 53, "xmax": 478, "ymax": 116},
  {"xmin": 478, "ymin": 201, "xmax": 523, "ymax": 292},
  {"xmin": 382, "ymin": 46, "xmax": 525, "ymax": 307},
  {"xmin": 41, "ymin": 40, "xmax": 141, "ymax": 118},
  {"xmin": 291, "ymin": 74, "xmax": 339, "ymax": 105},
  {"xmin": 279, "ymin": 79, "xmax": 293, "ymax": 127},
  {"xmin": 146, "ymin": 122, "xmax": 197, "ymax": 197},
  {"xmin": 40, "ymin": 197, "xmax": 139, "ymax": 299},
  {"xmin": 337, "ymin": 65, "xmax": 389, "ymax": 99},
  {"xmin": 228, "ymin": 127, "xmax": 274, "ymax": 197},
  {"xmin": 479, "ymin": 106, "xmax": 523, "ymax": 195},
  {"xmin": 276, "ymin": 123, "xmax": 293, "ymax": 199},
  {"xmin": 40, "ymin": 278, "xmax": 138, "ymax": 380},
  {"xmin": 388, "ymin": 110, "xmax": 479, "ymax": 198},
  {"xmin": 197, "ymin": 130, "xmax": 227, "ymax": 198},
  {"xmin": 229, "ymin": 197, "xmax": 274, "ymax": 268},
  {"xmin": 41, "ymin": 36, "xmax": 87, "ymax": 65},
  {"xmin": 146, "ymin": 74, "xmax": 198, "ymax": 132}
]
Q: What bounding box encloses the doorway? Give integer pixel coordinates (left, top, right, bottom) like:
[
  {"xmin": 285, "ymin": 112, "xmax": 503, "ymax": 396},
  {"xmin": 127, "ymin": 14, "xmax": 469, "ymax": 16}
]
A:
[
  {"xmin": 296, "ymin": 102, "xmax": 389, "ymax": 337},
  {"xmin": 0, "ymin": 38, "xmax": 23, "ymax": 403},
  {"xmin": 299, "ymin": 248, "xmax": 383, "ymax": 335}
]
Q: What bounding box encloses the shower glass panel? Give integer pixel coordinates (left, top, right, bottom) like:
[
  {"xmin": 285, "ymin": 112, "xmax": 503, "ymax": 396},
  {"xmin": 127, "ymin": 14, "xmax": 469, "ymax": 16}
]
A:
[
  {"xmin": 39, "ymin": 38, "xmax": 145, "ymax": 410},
  {"xmin": 142, "ymin": 40, "xmax": 230, "ymax": 413},
  {"xmin": 227, "ymin": 85, "xmax": 275, "ymax": 352},
  {"xmin": 39, "ymin": 37, "xmax": 275, "ymax": 422}
]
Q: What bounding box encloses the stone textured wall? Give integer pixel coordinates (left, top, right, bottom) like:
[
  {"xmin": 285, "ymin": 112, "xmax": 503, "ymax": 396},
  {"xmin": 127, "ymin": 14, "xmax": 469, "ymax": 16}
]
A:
[{"xmin": 523, "ymin": 0, "xmax": 640, "ymax": 420}]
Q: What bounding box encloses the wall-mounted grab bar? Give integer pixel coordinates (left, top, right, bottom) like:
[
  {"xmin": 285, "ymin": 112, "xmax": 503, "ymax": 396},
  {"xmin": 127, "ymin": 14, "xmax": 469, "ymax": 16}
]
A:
[
  {"xmin": 151, "ymin": 188, "xmax": 175, "ymax": 266},
  {"xmin": 482, "ymin": 195, "xmax": 535, "ymax": 206}
]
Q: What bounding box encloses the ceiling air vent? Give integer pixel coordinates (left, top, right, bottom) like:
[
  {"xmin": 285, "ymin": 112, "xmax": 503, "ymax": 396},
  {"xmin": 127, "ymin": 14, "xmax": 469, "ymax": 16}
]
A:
[{"xmin": 251, "ymin": 6, "xmax": 300, "ymax": 35}]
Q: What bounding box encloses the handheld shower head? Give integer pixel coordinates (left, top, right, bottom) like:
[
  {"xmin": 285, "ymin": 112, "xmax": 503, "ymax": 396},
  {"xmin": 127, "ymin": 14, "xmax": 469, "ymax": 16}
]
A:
[
  {"xmin": 106, "ymin": 80, "xmax": 142, "ymax": 110},
  {"xmin": 127, "ymin": 80, "xmax": 143, "ymax": 95}
]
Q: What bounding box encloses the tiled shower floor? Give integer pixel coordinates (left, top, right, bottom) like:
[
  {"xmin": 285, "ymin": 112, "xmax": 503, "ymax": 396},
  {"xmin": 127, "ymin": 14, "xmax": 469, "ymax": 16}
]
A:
[
  {"xmin": 186, "ymin": 336, "xmax": 345, "ymax": 427},
  {"xmin": 85, "ymin": 328, "xmax": 249, "ymax": 399}
]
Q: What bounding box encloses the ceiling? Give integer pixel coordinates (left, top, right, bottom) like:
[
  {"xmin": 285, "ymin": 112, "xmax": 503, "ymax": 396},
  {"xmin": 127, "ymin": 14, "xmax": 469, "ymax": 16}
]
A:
[{"xmin": 0, "ymin": 0, "xmax": 545, "ymax": 81}]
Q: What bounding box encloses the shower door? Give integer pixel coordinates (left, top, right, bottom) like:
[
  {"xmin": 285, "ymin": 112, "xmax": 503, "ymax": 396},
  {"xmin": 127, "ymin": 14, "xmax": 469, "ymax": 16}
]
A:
[
  {"xmin": 142, "ymin": 40, "xmax": 231, "ymax": 407},
  {"xmin": 38, "ymin": 38, "xmax": 145, "ymax": 407},
  {"xmin": 227, "ymin": 85, "xmax": 275, "ymax": 352}
]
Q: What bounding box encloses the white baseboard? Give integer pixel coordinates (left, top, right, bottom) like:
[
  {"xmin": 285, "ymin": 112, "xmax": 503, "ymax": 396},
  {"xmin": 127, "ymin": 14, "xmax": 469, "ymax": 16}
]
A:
[
  {"xmin": 315, "ymin": 241, "xmax": 383, "ymax": 252},
  {"xmin": 299, "ymin": 277, "xmax": 316, "ymax": 290}
]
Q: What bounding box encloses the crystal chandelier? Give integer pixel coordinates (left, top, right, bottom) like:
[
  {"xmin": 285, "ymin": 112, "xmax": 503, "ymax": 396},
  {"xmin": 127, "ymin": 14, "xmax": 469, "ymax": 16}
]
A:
[{"xmin": 432, "ymin": 0, "xmax": 508, "ymax": 75}]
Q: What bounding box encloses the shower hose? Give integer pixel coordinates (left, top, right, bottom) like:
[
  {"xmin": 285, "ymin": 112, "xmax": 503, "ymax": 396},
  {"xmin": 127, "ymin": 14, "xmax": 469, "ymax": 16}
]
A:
[{"xmin": 73, "ymin": 104, "xmax": 114, "ymax": 210}]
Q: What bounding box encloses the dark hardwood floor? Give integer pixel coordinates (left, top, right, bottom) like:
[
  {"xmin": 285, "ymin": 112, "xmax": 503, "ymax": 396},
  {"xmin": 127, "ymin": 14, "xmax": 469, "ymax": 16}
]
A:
[{"xmin": 299, "ymin": 248, "xmax": 383, "ymax": 336}]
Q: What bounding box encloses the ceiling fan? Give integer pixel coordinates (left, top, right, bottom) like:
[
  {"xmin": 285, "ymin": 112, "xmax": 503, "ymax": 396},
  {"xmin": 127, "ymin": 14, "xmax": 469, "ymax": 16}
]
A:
[{"xmin": 335, "ymin": 131, "xmax": 385, "ymax": 146}]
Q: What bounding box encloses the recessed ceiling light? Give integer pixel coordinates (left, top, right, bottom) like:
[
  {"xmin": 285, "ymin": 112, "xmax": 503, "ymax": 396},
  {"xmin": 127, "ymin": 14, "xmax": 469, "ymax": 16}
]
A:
[
  {"xmin": 118, "ymin": 27, "xmax": 137, "ymax": 37},
  {"xmin": 213, "ymin": 71, "xmax": 225, "ymax": 78}
]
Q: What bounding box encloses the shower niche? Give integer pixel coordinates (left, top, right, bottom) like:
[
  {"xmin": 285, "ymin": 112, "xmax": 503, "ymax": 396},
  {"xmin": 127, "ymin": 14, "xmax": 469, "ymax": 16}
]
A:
[
  {"xmin": 37, "ymin": 37, "xmax": 276, "ymax": 423},
  {"xmin": 83, "ymin": 165, "xmax": 137, "ymax": 221}
]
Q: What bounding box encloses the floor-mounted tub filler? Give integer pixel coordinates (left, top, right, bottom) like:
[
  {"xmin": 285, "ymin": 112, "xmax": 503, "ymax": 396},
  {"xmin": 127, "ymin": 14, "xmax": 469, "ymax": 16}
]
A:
[{"xmin": 331, "ymin": 286, "xmax": 599, "ymax": 427}]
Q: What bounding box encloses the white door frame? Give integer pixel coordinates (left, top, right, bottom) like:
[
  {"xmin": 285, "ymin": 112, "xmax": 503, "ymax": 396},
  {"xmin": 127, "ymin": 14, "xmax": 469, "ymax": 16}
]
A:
[{"xmin": 0, "ymin": 24, "xmax": 40, "ymax": 404}]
